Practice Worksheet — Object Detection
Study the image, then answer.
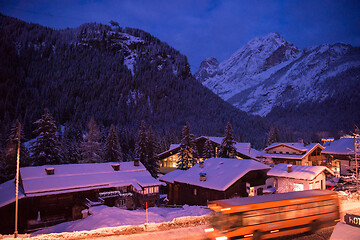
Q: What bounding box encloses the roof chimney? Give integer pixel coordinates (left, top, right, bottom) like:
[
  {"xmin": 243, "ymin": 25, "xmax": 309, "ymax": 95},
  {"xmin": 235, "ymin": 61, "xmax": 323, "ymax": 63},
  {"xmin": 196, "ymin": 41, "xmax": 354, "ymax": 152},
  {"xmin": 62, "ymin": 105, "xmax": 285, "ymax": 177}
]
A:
[
  {"xmin": 111, "ymin": 163, "xmax": 120, "ymax": 171},
  {"xmin": 199, "ymin": 161, "xmax": 204, "ymax": 168},
  {"xmin": 134, "ymin": 158, "xmax": 140, "ymax": 166},
  {"xmin": 45, "ymin": 167, "xmax": 54, "ymax": 175},
  {"xmin": 200, "ymin": 172, "xmax": 207, "ymax": 181},
  {"xmin": 287, "ymin": 164, "xmax": 293, "ymax": 173},
  {"xmin": 298, "ymin": 138, "xmax": 303, "ymax": 143}
]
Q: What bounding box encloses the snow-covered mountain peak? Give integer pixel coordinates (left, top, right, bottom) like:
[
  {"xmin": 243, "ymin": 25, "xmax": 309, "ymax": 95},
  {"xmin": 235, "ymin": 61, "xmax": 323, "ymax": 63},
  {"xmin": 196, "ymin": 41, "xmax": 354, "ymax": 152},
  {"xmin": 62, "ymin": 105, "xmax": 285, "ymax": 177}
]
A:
[
  {"xmin": 218, "ymin": 32, "xmax": 300, "ymax": 76},
  {"xmin": 198, "ymin": 33, "xmax": 360, "ymax": 117},
  {"xmin": 194, "ymin": 57, "xmax": 219, "ymax": 82}
]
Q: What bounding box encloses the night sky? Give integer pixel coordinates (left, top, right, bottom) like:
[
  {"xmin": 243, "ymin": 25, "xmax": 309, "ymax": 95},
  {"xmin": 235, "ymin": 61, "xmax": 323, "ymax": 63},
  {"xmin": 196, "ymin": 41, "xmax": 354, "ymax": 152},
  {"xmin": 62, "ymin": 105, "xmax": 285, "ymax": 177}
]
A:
[{"xmin": 1, "ymin": 0, "xmax": 360, "ymax": 72}]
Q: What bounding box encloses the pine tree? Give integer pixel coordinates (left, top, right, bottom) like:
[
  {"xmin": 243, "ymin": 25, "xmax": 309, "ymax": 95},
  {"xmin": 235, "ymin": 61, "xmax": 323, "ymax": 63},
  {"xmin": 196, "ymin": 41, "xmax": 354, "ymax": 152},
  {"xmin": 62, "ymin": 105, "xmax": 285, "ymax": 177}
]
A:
[
  {"xmin": 135, "ymin": 120, "xmax": 148, "ymax": 166},
  {"xmin": 61, "ymin": 123, "xmax": 82, "ymax": 164},
  {"xmin": 203, "ymin": 137, "xmax": 214, "ymax": 159},
  {"xmin": 80, "ymin": 117, "xmax": 102, "ymax": 163},
  {"xmin": 1, "ymin": 121, "xmax": 30, "ymax": 182},
  {"xmin": 30, "ymin": 109, "xmax": 61, "ymax": 165},
  {"xmin": 103, "ymin": 124, "xmax": 122, "ymax": 162},
  {"xmin": 218, "ymin": 122, "xmax": 237, "ymax": 158},
  {"xmin": 266, "ymin": 126, "xmax": 280, "ymax": 146},
  {"xmin": 146, "ymin": 125, "xmax": 159, "ymax": 177},
  {"xmin": 177, "ymin": 122, "xmax": 198, "ymax": 170}
]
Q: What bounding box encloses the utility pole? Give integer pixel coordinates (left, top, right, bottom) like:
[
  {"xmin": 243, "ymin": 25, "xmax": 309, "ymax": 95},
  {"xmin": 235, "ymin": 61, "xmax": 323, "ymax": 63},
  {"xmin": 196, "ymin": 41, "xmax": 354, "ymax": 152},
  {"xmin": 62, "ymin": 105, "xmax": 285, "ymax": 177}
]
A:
[
  {"xmin": 14, "ymin": 122, "xmax": 21, "ymax": 238},
  {"xmin": 354, "ymin": 124, "xmax": 359, "ymax": 200}
]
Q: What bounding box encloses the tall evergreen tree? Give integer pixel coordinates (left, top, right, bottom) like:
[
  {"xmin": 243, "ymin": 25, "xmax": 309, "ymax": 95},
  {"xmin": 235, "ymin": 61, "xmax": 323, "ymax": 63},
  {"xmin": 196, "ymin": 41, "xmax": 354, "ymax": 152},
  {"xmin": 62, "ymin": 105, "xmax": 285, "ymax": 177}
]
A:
[
  {"xmin": 218, "ymin": 122, "xmax": 237, "ymax": 158},
  {"xmin": 1, "ymin": 121, "xmax": 30, "ymax": 182},
  {"xmin": 177, "ymin": 122, "xmax": 198, "ymax": 170},
  {"xmin": 61, "ymin": 123, "xmax": 82, "ymax": 164},
  {"xmin": 266, "ymin": 126, "xmax": 280, "ymax": 146},
  {"xmin": 135, "ymin": 120, "xmax": 148, "ymax": 166},
  {"xmin": 80, "ymin": 117, "xmax": 102, "ymax": 163},
  {"xmin": 146, "ymin": 125, "xmax": 159, "ymax": 177},
  {"xmin": 30, "ymin": 109, "xmax": 61, "ymax": 165},
  {"xmin": 203, "ymin": 137, "xmax": 215, "ymax": 159},
  {"xmin": 103, "ymin": 124, "xmax": 122, "ymax": 162}
]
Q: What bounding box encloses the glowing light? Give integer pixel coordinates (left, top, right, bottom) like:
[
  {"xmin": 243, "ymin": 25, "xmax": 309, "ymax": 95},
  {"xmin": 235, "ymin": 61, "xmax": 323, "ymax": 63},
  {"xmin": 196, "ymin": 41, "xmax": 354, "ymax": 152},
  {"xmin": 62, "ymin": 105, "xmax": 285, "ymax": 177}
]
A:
[
  {"xmin": 220, "ymin": 208, "xmax": 231, "ymax": 211},
  {"xmin": 205, "ymin": 228, "xmax": 214, "ymax": 232},
  {"xmin": 215, "ymin": 236, "xmax": 228, "ymax": 240},
  {"xmin": 244, "ymin": 234, "xmax": 253, "ymax": 237},
  {"xmin": 270, "ymin": 229, "xmax": 279, "ymax": 233}
]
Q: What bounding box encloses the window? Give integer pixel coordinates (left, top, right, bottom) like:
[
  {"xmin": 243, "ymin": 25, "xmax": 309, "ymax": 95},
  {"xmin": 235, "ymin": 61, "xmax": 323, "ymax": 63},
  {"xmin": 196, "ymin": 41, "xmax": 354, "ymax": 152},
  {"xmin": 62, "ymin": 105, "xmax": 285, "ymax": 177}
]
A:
[
  {"xmin": 194, "ymin": 189, "xmax": 197, "ymax": 196},
  {"xmin": 293, "ymin": 183, "xmax": 304, "ymax": 191}
]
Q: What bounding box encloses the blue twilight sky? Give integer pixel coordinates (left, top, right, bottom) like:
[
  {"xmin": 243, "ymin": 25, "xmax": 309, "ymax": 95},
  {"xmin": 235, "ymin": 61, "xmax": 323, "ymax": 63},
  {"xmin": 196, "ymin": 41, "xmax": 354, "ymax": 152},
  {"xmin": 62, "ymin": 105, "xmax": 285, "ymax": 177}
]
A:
[{"xmin": 1, "ymin": 0, "xmax": 360, "ymax": 72}]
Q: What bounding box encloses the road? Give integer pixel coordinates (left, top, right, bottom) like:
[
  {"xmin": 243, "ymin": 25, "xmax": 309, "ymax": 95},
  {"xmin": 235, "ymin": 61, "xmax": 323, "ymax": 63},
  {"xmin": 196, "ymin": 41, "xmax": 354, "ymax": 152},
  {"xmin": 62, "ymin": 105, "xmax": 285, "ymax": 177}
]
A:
[{"xmin": 91, "ymin": 225, "xmax": 335, "ymax": 240}]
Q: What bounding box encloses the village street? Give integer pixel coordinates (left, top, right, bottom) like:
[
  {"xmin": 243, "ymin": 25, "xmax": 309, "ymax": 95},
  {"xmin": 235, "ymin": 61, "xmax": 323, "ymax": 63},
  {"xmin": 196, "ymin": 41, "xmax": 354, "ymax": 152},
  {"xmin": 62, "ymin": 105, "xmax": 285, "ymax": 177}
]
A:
[{"xmin": 89, "ymin": 225, "xmax": 335, "ymax": 240}]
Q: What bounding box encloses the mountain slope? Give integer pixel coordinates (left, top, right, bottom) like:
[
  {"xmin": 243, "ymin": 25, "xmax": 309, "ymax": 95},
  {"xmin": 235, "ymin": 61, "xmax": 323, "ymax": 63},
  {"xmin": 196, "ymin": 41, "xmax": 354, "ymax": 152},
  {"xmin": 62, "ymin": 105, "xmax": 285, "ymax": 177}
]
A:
[
  {"xmin": 197, "ymin": 33, "xmax": 360, "ymax": 137},
  {"xmin": 0, "ymin": 14, "xmax": 267, "ymax": 149}
]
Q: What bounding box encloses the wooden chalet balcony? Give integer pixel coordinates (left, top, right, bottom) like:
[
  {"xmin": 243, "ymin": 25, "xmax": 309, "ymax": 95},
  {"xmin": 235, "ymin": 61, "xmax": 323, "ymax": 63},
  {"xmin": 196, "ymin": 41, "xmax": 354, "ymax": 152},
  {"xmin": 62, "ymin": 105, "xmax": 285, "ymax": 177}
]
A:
[{"xmin": 309, "ymin": 155, "xmax": 325, "ymax": 162}]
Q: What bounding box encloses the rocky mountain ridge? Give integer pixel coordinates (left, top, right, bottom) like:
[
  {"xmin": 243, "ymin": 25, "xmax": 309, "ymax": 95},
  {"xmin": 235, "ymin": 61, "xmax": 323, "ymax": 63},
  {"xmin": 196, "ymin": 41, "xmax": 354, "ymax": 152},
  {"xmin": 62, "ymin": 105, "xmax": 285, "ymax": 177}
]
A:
[{"xmin": 197, "ymin": 32, "xmax": 360, "ymax": 118}]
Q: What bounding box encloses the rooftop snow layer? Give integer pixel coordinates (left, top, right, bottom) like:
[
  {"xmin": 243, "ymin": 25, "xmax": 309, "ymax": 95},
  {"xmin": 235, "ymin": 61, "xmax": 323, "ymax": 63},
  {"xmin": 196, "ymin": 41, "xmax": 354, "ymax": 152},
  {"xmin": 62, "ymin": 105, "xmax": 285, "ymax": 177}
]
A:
[
  {"xmin": 259, "ymin": 143, "xmax": 323, "ymax": 159},
  {"xmin": 20, "ymin": 162, "xmax": 161, "ymax": 197},
  {"xmin": 159, "ymin": 169, "xmax": 185, "ymax": 183},
  {"xmin": 322, "ymin": 137, "xmax": 360, "ymax": 155},
  {"xmin": 267, "ymin": 163, "xmax": 334, "ymax": 180},
  {"xmin": 0, "ymin": 179, "xmax": 25, "ymax": 208},
  {"xmin": 173, "ymin": 158, "xmax": 270, "ymax": 191}
]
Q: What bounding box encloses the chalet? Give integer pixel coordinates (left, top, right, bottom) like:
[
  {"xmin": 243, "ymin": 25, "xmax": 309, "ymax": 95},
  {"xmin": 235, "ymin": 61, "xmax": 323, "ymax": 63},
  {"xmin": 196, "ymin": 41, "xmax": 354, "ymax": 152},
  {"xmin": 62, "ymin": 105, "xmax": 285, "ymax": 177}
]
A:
[
  {"xmin": 158, "ymin": 136, "xmax": 260, "ymax": 174},
  {"xmin": 267, "ymin": 163, "xmax": 334, "ymax": 193},
  {"xmin": 322, "ymin": 137, "xmax": 359, "ymax": 176},
  {"xmin": 0, "ymin": 161, "xmax": 161, "ymax": 234},
  {"xmin": 159, "ymin": 158, "xmax": 270, "ymax": 206},
  {"xmin": 257, "ymin": 142, "xmax": 326, "ymax": 166}
]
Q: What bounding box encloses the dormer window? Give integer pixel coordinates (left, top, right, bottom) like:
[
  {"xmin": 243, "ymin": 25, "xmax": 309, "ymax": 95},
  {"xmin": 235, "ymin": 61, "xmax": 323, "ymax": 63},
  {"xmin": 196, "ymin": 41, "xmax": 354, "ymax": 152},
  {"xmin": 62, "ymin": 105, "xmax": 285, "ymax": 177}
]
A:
[{"xmin": 45, "ymin": 167, "xmax": 54, "ymax": 175}]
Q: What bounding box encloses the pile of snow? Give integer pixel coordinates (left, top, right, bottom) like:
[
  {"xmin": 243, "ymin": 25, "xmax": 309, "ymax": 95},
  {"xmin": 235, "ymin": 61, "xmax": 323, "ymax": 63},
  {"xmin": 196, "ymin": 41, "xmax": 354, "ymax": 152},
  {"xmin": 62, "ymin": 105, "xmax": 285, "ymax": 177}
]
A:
[
  {"xmin": 330, "ymin": 222, "xmax": 360, "ymax": 240},
  {"xmin": 32, "ymin": 205, "xmax": 210, "ymax": 236}
]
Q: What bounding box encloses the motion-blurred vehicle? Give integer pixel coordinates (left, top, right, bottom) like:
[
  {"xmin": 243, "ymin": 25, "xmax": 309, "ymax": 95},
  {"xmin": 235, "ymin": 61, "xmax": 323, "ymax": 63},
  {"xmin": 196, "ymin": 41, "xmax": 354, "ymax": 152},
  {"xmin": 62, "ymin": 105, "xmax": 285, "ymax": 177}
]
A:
[{"xmin": 205, "ymin": 190, "xmax": 340, "ymax": 240}]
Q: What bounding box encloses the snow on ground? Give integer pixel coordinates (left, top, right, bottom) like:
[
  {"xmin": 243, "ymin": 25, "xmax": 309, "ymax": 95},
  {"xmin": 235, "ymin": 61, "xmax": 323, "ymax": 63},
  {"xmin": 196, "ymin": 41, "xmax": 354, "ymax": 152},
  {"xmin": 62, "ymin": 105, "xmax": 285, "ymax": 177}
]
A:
[
  {"xmin": 32, "ymin": 205, "xmax": 210, "ymax": 235},
  {"xmin": 330, "ymin": 222, "xmax": 360, "ymax": 240}
]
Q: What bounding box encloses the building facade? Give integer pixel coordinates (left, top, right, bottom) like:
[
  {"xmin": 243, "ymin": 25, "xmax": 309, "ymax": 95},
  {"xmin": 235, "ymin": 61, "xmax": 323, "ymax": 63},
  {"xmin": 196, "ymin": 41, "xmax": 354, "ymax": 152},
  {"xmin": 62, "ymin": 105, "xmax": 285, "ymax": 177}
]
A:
[{"xmin": 267, "ymin": 163, "xmax": 334, "ymax": 193}]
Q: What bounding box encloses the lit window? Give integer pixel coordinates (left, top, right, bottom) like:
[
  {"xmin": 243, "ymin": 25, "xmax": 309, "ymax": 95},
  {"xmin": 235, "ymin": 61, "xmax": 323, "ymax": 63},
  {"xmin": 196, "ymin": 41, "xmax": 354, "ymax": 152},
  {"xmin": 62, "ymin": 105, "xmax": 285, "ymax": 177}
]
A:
[
  {"xmin": 194, "ymin": 189, "xmax": 197, "ymax": 196},
  {"xmin": 293, "ymin": 183, "xmax": 304, "ymax": 191}
]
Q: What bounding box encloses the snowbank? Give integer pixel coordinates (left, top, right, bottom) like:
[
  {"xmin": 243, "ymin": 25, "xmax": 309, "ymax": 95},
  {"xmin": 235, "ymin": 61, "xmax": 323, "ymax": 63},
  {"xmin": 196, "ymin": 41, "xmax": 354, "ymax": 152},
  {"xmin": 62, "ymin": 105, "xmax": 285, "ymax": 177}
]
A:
[
  {"xmin": 30, "ymin": 205, "xmax": 210, "ymax": 236},
  {"xmin": 330, "ymin": 222, "xmax": 360, "ymax": 240}
]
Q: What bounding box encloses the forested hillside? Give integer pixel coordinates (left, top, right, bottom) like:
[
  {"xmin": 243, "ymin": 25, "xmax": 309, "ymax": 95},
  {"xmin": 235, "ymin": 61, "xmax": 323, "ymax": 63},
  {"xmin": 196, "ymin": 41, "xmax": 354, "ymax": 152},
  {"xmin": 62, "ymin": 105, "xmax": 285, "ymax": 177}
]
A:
[{"xmin": 0, "ymin": 14, "xmax": 267, "ymax": 174}]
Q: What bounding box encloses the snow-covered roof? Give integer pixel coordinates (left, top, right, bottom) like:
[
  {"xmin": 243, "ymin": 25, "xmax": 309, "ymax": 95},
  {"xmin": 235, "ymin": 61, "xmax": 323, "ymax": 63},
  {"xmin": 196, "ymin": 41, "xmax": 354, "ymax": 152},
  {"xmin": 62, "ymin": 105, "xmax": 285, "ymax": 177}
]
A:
[
  {"xmin": 169, "ymin": 144, "xmax": 180, "ymax": 151},
  {"xmin": 173, "ymin": 158, "xmax": 270, "ymax": 191},
  {"xmin": 0, "ymin": 179, "xmax": 25, "ymax": 208},
  {"xmin": 20, "ymin": 162, "xmax": 161, "ymax": 197},
  {"xmin": 259, "ymin": 143, "xmax": 323, "ymax": 159},
  {"xmin": 267, "ymin": 163, "xmax": 334, "ymax": 180},
  {"xmin": 322, "ymin": 137, "xmax": 360, "ymax": 155},
  {"xmin": 159, "ymin": 169, "xmax": 185, "ymax": 183}
]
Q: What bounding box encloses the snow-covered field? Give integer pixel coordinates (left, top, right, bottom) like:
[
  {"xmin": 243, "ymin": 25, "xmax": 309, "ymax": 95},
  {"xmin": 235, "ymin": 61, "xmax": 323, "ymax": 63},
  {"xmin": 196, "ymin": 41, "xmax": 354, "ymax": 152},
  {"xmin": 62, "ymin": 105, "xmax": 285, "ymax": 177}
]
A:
[{"xmin": 33, "ymin": 205, "xmax": 210, "ymax": 235}]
